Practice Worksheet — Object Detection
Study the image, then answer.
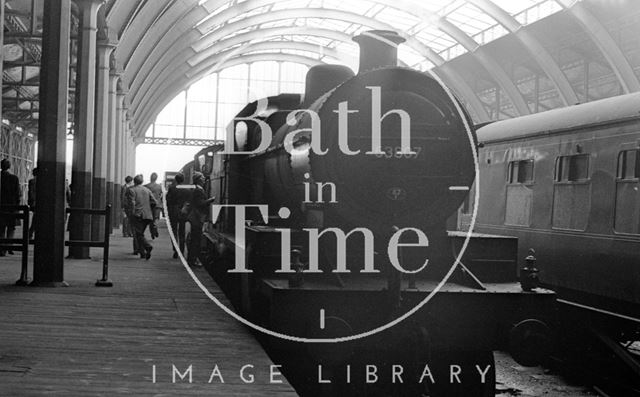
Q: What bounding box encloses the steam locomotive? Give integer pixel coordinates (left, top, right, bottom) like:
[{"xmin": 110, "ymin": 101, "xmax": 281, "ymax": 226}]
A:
[
  {"xmin": 466, "ymin": 92, "xmax": 640, "ymax": 393},
  {"xmin": 178, "ymin": 30, "xmax": 555, "ymax": 396}
]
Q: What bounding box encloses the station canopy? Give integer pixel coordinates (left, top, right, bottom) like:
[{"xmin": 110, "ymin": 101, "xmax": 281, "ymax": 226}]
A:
[{"xmin": 3, "ymin": 0, "xmax": 640, "ymax": 138}]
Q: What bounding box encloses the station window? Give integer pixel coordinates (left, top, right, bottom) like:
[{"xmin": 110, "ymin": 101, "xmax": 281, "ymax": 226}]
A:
[
  {"xmin": 507, "ymin": 159, "xmax": 534, "ymax": 183},
  {"xmin": 616, "ymin": 149, "xmax": 640, "ymax": 180},
  {"xmin": 555, "ymin": 154, "xmax": 590, "ymax": 182}
]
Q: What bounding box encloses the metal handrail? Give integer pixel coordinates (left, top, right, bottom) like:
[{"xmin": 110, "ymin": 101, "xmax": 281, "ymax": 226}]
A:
[
  {"xmin": 64, "ymin": 205, "xmax": 112, "ymax": 287},
  {"xmin": 0, "ymin": 205, "xmax": 29, "ymax": 285}
]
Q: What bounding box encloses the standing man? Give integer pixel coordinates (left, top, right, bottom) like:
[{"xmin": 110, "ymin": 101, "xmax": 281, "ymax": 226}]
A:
[
  {"xmin": 65, "ymin": 178, "xmax": 71, "ymax": 230},
  {"xmin": 144, "ymin": 172, "xmax": 163, "ymax": 239},
  {"xmin": 121, "ymin": 176, "xmax": 133, "ymax": 237},
  {"xmin": 166, "ymin": 173, "xmax": 192, "ymax": 259},
  {"xmin": 124, "ymin": 174, "xmax": 156, "ymax": 260},
  {"xmin": 0, "ymin": 159, "xmax": 22, "ymax": 256},
  {"xmin": 121, "ymin": 176, "xmax": 138, "ymax": 255},
  {"xmin": 27, "ymin": 168, "xmax": 37, "ymax": 239},
  {"xmin": 186, "ymin": 172, "xmax": 214, "ymax": 267}
]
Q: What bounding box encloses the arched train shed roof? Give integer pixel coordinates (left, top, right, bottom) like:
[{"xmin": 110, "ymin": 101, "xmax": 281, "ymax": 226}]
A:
[{"xmin": 3, "ymin": 0, "xmax": 640, "ymax": 137}]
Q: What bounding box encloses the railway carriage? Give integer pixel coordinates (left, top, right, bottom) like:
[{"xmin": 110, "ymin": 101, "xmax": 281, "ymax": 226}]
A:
[{"xmin": 467, "ymin": 93, "xmax": 640, "ymax": 392}]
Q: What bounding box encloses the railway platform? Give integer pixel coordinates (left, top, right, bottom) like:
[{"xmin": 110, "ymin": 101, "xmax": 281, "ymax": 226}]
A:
[{"xmin": 0, "ymin": 223, "xmax": 298, "ymax": 396}]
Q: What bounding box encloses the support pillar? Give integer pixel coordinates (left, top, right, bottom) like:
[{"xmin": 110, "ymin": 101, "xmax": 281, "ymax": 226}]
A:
[
  {"xmin": 127, "ymin": 114, "xmax": 136, "ymax": 177},
  {"xmin": 0, "ymin": 0, "xmax": 5, "ymax": 125},
  {"xmin": 108, "ymin": 63, "xmax": 121, "ymax": 232},
  {"xmin": 91, "ymin": 33, "xmax": 116, "ymax": 241},
  {"xmin": 116, "ymin": 91, "xmax": 126, "ymax": 228},
  {"xmin": 123, "ymin": 109, "xmax": 131, "ymax": 176},
  {"xmin": 69, "ymin": 0, "xmax": 102, "ymax": 258},
  {"xmin": 33, "ymin": 0, "xmax": 71, "ymax": 286}
]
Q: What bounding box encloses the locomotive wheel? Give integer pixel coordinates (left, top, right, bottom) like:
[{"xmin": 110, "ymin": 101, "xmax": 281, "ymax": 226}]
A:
[{"xmin": 509, "ymin": 319, "xmax": 553, "ymax": 367}]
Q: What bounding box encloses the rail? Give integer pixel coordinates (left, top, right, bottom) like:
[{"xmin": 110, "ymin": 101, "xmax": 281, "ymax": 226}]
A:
[
  {"xmin": 65, "ymin": 205, "xmax": 113, "ymax": 287},
  {"xmin": 0, "ymin": 205, "xmax": 29, "ymax": 285}
]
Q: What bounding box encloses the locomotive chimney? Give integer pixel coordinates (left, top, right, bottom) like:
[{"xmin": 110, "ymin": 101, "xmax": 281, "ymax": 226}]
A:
[
  {"xmin": 352, "ymin": 30, "xmax": 406, "ymax": 74},
  {"xmin": 302, "ymin": 64, "xmax": 354, "ymax": 107}
]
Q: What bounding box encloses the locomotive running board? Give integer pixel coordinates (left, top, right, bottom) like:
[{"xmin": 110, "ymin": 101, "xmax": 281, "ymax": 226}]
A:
[{"xmin": 557, "ymin": 299, "xmax": 640, "ymax": 324}]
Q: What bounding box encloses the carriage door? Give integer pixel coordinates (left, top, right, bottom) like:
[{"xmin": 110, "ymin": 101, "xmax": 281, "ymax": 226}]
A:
[
  {"xmin": 505, "ymin": 159, "xmax": 534, "ymax": 226},
  {"xmin": 614, "ymin": 149, "xmax": 640, "ymax": 234},
  {"xmin": 552, "ymin": 154, "xmax": 591, "ymax": 230}
]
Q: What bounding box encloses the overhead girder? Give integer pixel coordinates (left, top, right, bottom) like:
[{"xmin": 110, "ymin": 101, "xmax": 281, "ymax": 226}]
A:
[
  {"xmin": 555, "ymin": 0, "xmax": 640, "ymax": 93},
  {"xmin": 187, "ymin": 26, "xmax": 357, "ymax": 67},
  {"xmin": 188, "ymin": 40, "xmax": 353, "ymax": 78},
  {"xmin": 136, "ymin": 53, "xmax": 323, "ymax": 136},
  {"xmin": 131, "ymin": 7, "xmax": 490, "ymax": 131},
  {"xmin": 188, "ymin": 8, "xmax": 442, "ymax": 64},
  {"xmin": 430, "ymin": 15, "xmax": 530, "ymax": 115},
  {"xmin": 131, "ymin": 6, "xmax": 434, "ymax": 113},
  {"xmin": 193, "ymin": 0, "xmax": 529, "ymax": 115},
  {"xmin": 112, "ymin": 0, "xmax": 494, "ymax": 129},
  {"xmin": 114, "ymin": 0, "xmax": 176, "ymax": 67},
  {"xmin": 112, "ymin": 0, "xmax": 162, "ymax": 40},
  {"xmin": 123, "ymin": 0, "xmax": 231, "ymax": 85},
  {"xmin": 123, "ymin": 0, "xmax": 251, "ymax": 102},
  {"xmin": 130, "ymin": 33, "xmax": 346, "ymax": 118},
  {"xmin": 134, "ymin": 40, "xmax": 356, "ymax": 132},
  {"xmin": 186, "ymin": 41, "xmax": 359, "ymax": 79},
  {"xmin": 129, "ymin": 26, "xmax": 357, "ymax": 116},
  {"xmin": 465, "ymin": 0, "xmax": 579, "ymax": 106},
  {"xmin": 119, "ymin": 0, "xmax": 199, "ymax": 70},
  {"xmin": 118, "ymin": 10, "xmax": 202, "ymax": 91},
  {"xmin": 127, "ymin": 29, "xmax": 201, "ymax": 105},
  {"xmin": 136, "ymin": 40, "xmax": 490, "ymax": 139}
]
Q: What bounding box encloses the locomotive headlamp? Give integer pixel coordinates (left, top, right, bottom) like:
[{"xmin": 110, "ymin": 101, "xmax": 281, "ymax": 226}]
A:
[
  {"xmin": 289, "ymin": 248, "xmax": 305, "ymax": 288},
  {"xmin": 520, "ymin": 248, "xmax": 539, "ymax": 292}
]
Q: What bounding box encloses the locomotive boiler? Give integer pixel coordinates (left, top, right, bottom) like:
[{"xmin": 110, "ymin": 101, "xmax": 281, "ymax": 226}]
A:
[{"xmin": 185, "ymin": 30, "xmax": 556, "ymax": 396}]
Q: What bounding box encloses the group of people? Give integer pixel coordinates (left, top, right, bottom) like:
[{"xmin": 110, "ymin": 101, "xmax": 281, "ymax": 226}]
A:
[
  {"xmin": 121, "ymin": 173, "xmax": 162, "ymax": 260},
  {"xmin": 121, "ymin": 171, "xmax": 213, "ymax": 267},
  {"xmin": 1, "ymin": 159, "xmax": 213, "ymax": 267}
]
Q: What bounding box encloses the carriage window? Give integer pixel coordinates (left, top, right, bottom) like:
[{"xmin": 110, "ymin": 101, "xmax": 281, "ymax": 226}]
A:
[
  {"xmin": 617, "ymin": 150, "xmax": 640, "ymax": 180},
  {"xmin": 507, "ymin": 160, "xmax": 534, "ymax": 184},
  {"xmin": 555, "ymin": 154, "xmax": 589, "ymax": 182}
]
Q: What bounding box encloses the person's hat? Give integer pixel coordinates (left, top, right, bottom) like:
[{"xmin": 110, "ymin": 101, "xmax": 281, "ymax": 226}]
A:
[{"xmin": 192, "ymin": 171, "xmax": 205, "ymax": 183}]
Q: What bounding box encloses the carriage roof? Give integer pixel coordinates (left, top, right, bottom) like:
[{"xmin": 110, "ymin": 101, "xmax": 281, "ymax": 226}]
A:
[{"xmin": 477, "ymin": 91, "xmax": 640, "ymax": 144}]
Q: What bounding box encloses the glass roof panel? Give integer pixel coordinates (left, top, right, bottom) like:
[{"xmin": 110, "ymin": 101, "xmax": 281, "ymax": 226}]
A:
[
  {"xmin": 491, "ymin": 0, "xmax": 547, "ymax": 15},
  {"xmin": 515, "ymin": 0, "xmax": 563, "ymax": 25},
  {"xmin": 195, "ymin": 0, "xmax": 566, "ymax": 69},
  {"xmin": 445, "ymin": 3, "xmax": 497, "ymax": 36},
  {"xmin": 416, "ymin": 26, "xmax": 456, "ymax": 53},
  {"xmin": 375, "ymin": 7, "xmax": 422, "ymax": 31}
]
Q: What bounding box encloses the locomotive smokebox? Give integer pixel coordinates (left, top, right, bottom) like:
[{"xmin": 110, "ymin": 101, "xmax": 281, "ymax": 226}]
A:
[{"xmin": 353, "ymin": 30, "xmax": 406, "ymax": 73}]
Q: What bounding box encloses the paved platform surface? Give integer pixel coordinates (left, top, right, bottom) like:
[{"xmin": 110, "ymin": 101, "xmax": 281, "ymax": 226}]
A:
[{"xmin": 0, "ymin": 224, "xmax": 298, "ymax": 396}]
